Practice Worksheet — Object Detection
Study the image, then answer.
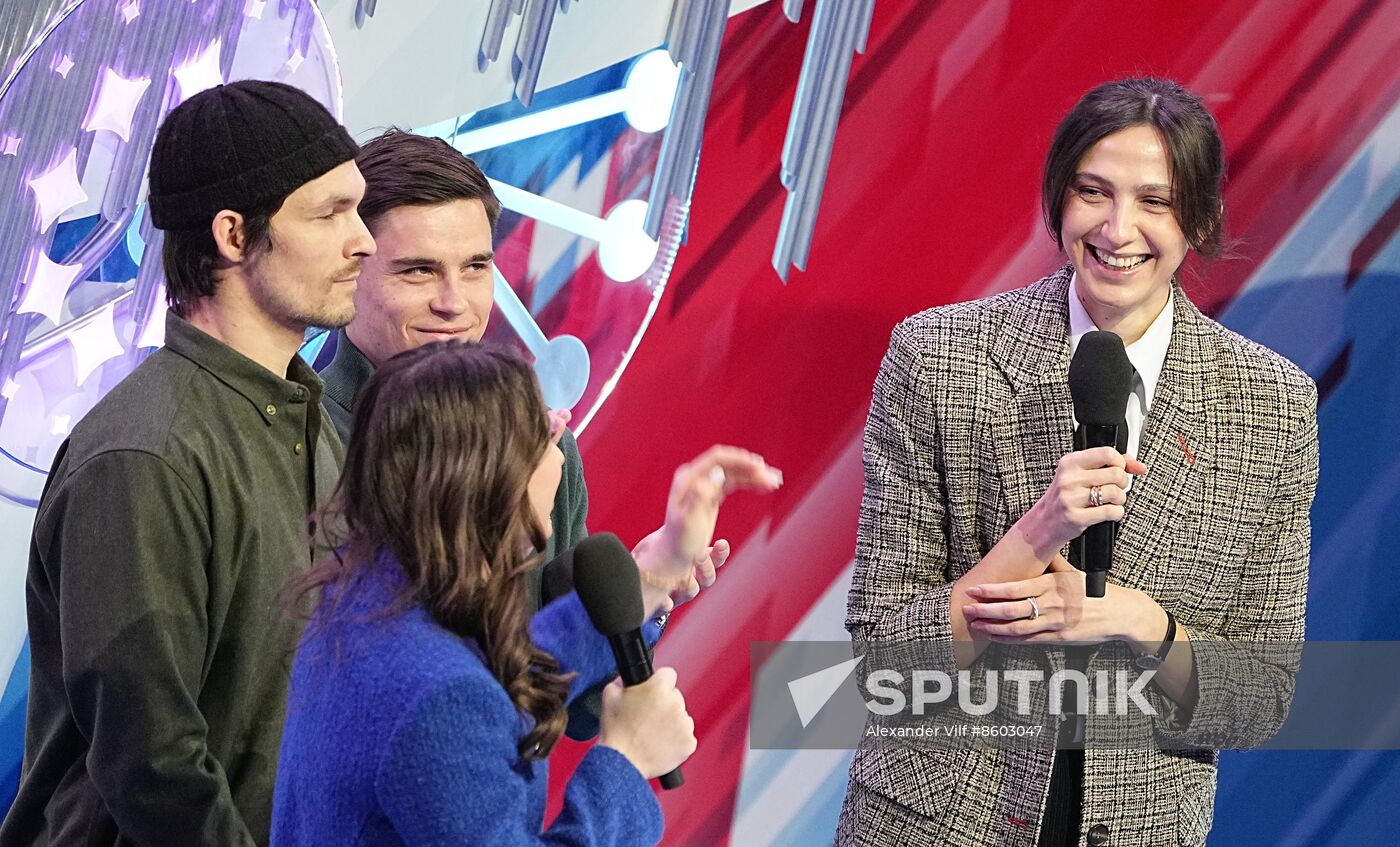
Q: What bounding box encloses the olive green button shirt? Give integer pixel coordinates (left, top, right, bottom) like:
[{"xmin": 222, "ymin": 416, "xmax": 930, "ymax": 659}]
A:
[{"xmin": 1, "ymin": 313, "xmax": 342, "ymax": 847}]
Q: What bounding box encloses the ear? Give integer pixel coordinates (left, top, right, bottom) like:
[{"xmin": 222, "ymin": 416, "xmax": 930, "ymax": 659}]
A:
[{"xmin": 210, "ymin": 209, "xmax": 249, "ymax": 264}]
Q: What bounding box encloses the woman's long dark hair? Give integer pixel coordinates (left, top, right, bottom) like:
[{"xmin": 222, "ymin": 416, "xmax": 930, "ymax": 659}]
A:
[{"xmin": 293, "ymin": 341, "xmax": 571, "ymax": 760}]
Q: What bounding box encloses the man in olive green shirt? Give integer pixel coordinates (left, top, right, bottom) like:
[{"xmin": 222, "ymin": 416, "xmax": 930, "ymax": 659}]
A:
[{"xmin": 1, "ymin": 81, "xmax": 374, "ymax": 845}]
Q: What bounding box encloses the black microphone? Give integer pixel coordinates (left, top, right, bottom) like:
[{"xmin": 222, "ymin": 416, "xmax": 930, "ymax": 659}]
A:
[
  {"xmin": 1068, "ymin": 330, "xmax": 1133, "ymax": 598},
  {"xmin": 572, "ymin": 532, "xmax": 684, "ymax": 790}
]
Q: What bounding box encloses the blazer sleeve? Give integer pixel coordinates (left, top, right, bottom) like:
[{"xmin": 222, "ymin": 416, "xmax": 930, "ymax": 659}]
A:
[
  {"xmin": 1153, "ymin": 378, "xmax": 1318, "ymax": 749},
  {"xmin": 529, "ymin": 593, "xmax": 632, "ymax": 705},
  {"xmin": 846, "ymin": 320, "xmax": 960, "ymax": 654},
  {"xmin": 377, "ymin": 677, "xmax": 662, "ymax": 847}
]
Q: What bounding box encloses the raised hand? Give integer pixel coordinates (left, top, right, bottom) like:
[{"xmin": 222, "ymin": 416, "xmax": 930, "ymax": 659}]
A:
[{"xmin": 633, "ymin": 445, "xmax": 782, "ymax": 609}]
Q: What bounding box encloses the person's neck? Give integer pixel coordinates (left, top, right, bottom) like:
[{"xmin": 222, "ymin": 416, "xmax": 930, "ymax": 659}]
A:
[
  {"xmin": 1079, "ymin": 288, "xmax": 1169, "ymax": 347},
  {"xmin": 184, "ymin": 279, "xmax": 305, "ymax": 377},
  {"xmin": 343, "ymin": 323, "xmax": 382, "ymax": 369}
]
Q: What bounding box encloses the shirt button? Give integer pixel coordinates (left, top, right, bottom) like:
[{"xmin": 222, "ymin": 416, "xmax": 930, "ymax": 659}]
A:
[
  {"xmin": 266, "ymin": 404, "xmax": 277, "ymax": 416},
  {"xmin": 293, "ymin": 442, "xmax": 304, "ymax": 455},
  {"xmin": 294, "ymin": 386, "xmax": 308, "ymax": 400},
  {"xmin": 1086, "ymin": 823, "xmax": 1110, "ymax": 846}
]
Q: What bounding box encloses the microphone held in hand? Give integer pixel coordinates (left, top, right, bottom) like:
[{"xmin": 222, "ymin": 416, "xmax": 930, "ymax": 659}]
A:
[
  {"xmin": 1068, "ymin": 331, "xmax": 1133, "ymax": 598},
  {"xmin": 573, "ymin": 532, "xmax": 684, "ymax": 789}
]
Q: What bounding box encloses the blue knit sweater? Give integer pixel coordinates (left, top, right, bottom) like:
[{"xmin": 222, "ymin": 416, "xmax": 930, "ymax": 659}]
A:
[{"xmin": 271, "ymin": 557, "xmax": 664, "ymax": 846}]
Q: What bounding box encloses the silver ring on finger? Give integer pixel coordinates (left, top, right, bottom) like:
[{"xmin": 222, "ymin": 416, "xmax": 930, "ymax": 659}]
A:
[
  {"xmin": 1025, "ymin": 596, "xmax": 1041, "ymax": 620},
  {"xmin": 1089, "ymin": 485, "xmax": 1102, "ymax": 508}
]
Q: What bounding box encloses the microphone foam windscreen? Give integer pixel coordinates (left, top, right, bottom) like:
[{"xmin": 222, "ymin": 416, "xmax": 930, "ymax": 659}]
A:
[
  {"xmin": 572, "ymin": 532, "xmax": 645, "ymax": 637},
  {"xmin": 1069, "ymin": 330, "xmax": 1134, "ymax": 426}
]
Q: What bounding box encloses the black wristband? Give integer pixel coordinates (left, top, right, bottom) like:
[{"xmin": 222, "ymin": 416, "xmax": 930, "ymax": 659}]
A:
[{"xmin": 1134, "ymin": 608, "xmax": 1176, "ymax": 670}]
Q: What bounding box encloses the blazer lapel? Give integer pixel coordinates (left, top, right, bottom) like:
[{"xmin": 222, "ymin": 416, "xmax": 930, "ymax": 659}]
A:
[
  {"xmin": 983, "ymin": 267, "xmax": 1075, "ymax": 680},
  {"xmin": 1111, "ymin": 288, "xmax": 1220, "ymax": 605},
  {"xmin": 987, "ymin": 266, "xmax": 1077, "ymax": 537},
  {"xmin": 984, "ymin": 272, "xmax": 1222, "ymax": 604}
]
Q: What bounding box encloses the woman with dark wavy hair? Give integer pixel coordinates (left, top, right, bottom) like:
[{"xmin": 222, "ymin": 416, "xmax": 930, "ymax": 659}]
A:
[{"xmin": 270, "ymin": 342, "xmax": 694, "ymax": 846}]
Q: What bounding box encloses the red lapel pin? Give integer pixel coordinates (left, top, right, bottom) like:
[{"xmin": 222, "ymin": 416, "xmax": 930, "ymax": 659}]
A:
[{"xmin": 1177, "ymin": 432, "xmax": 1196, "ymax": 465}]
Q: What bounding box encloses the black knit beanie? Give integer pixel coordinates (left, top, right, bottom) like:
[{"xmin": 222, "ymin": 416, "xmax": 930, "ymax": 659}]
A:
[{"xmin": 148, "ymin": 79, "xmax": 358, "ymax": 231}]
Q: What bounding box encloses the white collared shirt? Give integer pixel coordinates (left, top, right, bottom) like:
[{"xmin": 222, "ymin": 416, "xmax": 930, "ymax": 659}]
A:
[{"xmin": 1067, "ymin": 273, "xmax": 1174, "ymax": 467}]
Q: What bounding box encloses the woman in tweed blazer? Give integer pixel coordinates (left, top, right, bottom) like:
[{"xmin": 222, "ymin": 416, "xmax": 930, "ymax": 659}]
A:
[{"xmin": 838, "ymin": 79, "xmax": 1318, "ymax": 847}]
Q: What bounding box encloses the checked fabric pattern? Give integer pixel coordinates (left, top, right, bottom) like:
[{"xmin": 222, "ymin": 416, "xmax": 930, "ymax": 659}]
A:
[{"xmin": 839, "ymin": 266, "xmax": 1318, "ymax": 847}]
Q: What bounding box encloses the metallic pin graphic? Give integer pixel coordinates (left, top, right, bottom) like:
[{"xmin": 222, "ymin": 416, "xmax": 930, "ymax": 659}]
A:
[
  {"xmin": 353, "ymin": 0, "xmax": 378, "ymax": 29},
  {"xmin": 772, "ymin": 0, "xmax": 875, "ymax": 281},
  {"xmin": 492, "ymin": 266, "xmax": 589, "ymax": 410},
  {"xmin": 478, "ymin": 0, "xmax": 580, "ymax": 107},
  {"xmin": 643, "ymin": 0, "xmax": 727, "ymax": 240}
]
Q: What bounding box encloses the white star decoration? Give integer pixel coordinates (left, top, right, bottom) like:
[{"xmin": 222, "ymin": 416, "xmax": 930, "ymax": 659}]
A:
[
  {"xmin": 17, "ymin": 251, "xmax": 82, "ymax": 325},
  {"xmin": 245, "ymin": 0, "xmax": 267, "ymax": 19},
  {"xmin": 0, "ymin": 379, "xmax": 18, "ymax": 401},
  {"xmin": 50, "ymin": 414, "xmax": 72, "ymax": 436},
  {"xmin": 53, "ymin": 54, "xmax": 75, "ymax": 78},
  {"xmin": 28, "ymin": 147, "xmax": 89, "ymax": 233},
  {"xmin": 120, "ymin": 0, "xmax": 140, "ymax": 23},
  {"xmin": 173, "ymin": 40, "xmax": 224, "ymax": 103},
  {"xmin": 284, "ymin": 49, "xmax": 306, "ymax": 75},
  {"xmin": 137, "ymin": 295, "xmax": 168, "ymax": 349},
  {"xmin": 84, "ymin": 68, "xmax": 152, "ymax": 142},
  {"xmin": 68, "ymin": 304, "xmax": 125, "ymax": 385},
  {"xmin": 1, "ymin": 135, "xmax": 19, "ymax": 156}
]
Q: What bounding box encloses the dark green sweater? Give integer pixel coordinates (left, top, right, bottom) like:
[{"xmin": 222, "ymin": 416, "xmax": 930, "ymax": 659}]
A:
[{"xmin": 0, "ymin": 315, "xmax": 342, "ymax": 846}]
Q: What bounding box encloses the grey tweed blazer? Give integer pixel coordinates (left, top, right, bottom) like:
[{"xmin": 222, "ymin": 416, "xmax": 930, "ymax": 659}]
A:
[{"xmin": 839, "ymin": 266, "xmax": 1319, "ymax": 847}]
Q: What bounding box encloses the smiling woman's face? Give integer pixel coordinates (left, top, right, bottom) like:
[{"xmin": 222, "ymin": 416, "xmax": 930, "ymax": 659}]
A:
[
  {"xmin": 1061, "ymin": 123, "xmax": 1188, "ymax": 335},
  {"xmin": 346, "ymin": 198, "xmax": 496, "ymax": 367}
]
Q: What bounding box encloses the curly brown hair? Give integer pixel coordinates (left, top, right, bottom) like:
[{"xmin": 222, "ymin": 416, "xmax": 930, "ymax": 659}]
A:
[{"xmin": 292, "ymin": 341, "xmax": 571, "ymax": 760}]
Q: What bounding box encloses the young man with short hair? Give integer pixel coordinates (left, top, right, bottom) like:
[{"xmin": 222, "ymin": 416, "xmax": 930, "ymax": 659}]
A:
[{"xmin": 321, "ymin": 130, "xmax": 783, "ymax": 736}]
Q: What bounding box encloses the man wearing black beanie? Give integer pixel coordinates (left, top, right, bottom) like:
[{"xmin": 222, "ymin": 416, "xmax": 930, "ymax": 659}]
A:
[{"xmin": 0, "ymin": 80, "xmax": 373, "ymax": 846}]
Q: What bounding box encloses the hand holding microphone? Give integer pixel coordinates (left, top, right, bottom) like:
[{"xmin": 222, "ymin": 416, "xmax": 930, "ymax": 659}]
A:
[
  {"xmin": 599, "ymin": 670, "xmax": 696, "ymax": 781},
  {"xmin": 1020, "ymin": 332, "xmax": 1144, "ymax": 586},
  {"xmin": 1022, "ymin": 447, "xmax": 1147, "ymax": 561},
  {"xmin": 574, "ymin": 533, "xmax": 694, "ymax": 789},
  {"xmin": 964, "ymin": 333, "xmax": 1167, "ymax": 640},
  {"xmin": 1067, "ymin": 330, "xmax": 1136, "ymax": 597}
]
